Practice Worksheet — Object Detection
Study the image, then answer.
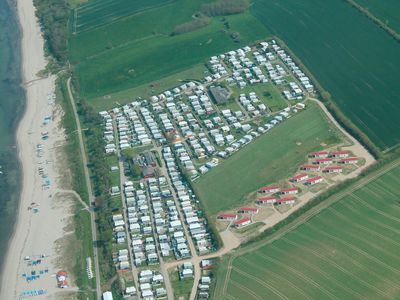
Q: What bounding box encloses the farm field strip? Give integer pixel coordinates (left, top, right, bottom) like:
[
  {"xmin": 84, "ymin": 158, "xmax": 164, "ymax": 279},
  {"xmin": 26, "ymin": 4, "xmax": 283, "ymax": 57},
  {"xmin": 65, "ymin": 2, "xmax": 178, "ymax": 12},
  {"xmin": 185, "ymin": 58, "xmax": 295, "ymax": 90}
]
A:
[
  {"xmin": 251, "ymin": 0, "xmax": 400, "ymax": 149},
  {"xmin": 353, "ymin": 0, "xmax": 400, "ymax": 33},
  {"xmin": 214, "ymin": 159, "xmax": 400, "ymax": 299}
]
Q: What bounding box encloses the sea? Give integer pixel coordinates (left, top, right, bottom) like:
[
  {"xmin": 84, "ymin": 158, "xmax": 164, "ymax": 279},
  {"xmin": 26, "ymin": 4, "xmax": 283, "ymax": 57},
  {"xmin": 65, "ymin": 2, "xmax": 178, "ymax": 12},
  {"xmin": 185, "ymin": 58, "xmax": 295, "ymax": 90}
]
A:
[{"xmin": 0, "ymin": 0, "xmax": 25, "ymax": 279}]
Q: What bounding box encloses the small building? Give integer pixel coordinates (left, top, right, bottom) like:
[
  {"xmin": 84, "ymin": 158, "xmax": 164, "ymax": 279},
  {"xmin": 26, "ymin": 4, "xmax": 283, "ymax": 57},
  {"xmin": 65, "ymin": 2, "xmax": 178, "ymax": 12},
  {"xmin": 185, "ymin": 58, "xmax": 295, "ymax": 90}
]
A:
[
  {"xmin": 217, "ymin": 213, "xmax": 238, "ymax": 221},
  {"xmin": 309, "ymin": 151, "xmax": 329, "ymax": 158},
  {"xmin": 341, "ymin": 157, "xmax": 359, "ymax": 164},
  {"xmin": 306, "ymin": 176, "xmax": 324, "ymax": 186},
  {"xmin": 102, "ymin": 291, "xmax": 113, "ymax": 300},
  {"xmin": 238, "ymin": 207, "xmax": 259, "ymax": 214},
  {"xmin": 256, "ymin": 196, "xmax": 277, "ymax": 205},
  {"xmin": 275, "ymin": 197, "xmax": 296, "ymax": 205},
  {"xmin": 323, "ymin": 166, "xmax": 343, "ymax": 173},
  {"xmin": 314, "ymin": 158, "xmax": 333, "ymax": 165},
  {"xmin": 209, "ymin": 86, "xmax": 231, "ymax": 104},
  {"xmin": 259, "ymin": 185, "xmax": 280, "ymax": 194},
  {"xmin": 291, "ymin": 173, "xmax": 309, "ymax": 182},
  {"xmin": 280, "ymin": 187, "xmax": 299, "ymax": 195},
  {"xmin": 330, "ymin": 151, "xmax": 350, "ymax": 158},
  {"xmin": 233, "ymin": 217, "xmax": 252, "ymax": 228},
  {"xmin": 301, "ymin": 164, "xmax": 321, "ymax": 171}
]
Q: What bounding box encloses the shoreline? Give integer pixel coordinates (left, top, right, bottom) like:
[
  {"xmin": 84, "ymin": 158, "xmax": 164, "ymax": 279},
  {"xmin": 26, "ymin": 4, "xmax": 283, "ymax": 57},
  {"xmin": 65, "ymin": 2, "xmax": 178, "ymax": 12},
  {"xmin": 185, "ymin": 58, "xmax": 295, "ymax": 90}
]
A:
[{"xmin": 0, "ymin": 0, "xmax": 72, "ymax": 298}]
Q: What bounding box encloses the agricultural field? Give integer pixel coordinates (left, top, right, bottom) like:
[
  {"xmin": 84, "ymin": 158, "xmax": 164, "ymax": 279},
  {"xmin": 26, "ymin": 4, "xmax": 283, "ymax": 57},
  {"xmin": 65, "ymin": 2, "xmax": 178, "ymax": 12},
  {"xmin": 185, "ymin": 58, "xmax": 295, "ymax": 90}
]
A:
[
  {"xmin": 72, "ymin": 0, "xmax": 173, "ymax": 33},
  {"xmin": 213, "ymin": 159, "xmax": 400, "ymax": 299},
  {"xmin": 251, "ymin": 0, "xmax": 400, "ymax": 150},
  {"xmin": 193, "ymin": 102, "xmax": 345, "ymax": 216},
  {"xmin": 354, "ymin": 0, "xmax": 400, "ymax": 33},
  {"xmin": 69, "ymin": 0, "xmax": 270, "ymax": 102}
]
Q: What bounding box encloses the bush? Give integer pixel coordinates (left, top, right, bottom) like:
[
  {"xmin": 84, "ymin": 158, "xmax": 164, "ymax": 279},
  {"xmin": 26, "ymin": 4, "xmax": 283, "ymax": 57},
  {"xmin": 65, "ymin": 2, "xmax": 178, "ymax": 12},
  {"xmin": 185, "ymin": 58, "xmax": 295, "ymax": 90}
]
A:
[{"xmin": 172, "ymin": 16, "xmax": 211, "ymax": 35}]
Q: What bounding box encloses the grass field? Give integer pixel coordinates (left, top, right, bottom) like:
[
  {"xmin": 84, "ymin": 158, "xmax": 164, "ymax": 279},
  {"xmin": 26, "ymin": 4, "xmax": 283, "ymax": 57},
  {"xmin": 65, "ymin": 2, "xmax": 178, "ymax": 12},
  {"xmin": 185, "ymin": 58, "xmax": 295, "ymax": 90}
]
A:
[
  {"xmin": 251, "ymin": 0, "xmax": 400, "ymax": 150},
  {"xmin": 193, "ymin": 102, "xmax": 345, "ymax": 216},
  {"xmin": 72, "ymin": 0, "xmax": 173, "ymax": 33},
  {"xmin": 213, "ymin": 159, "xmax": 400, "ymax": 299},
  {"xmin": 73, "ymin": 13, "xmax": 269, "ymax": 100},
  {"xmin": 354, "ymin": 0, "xmax": 400, "ymax": 33}
]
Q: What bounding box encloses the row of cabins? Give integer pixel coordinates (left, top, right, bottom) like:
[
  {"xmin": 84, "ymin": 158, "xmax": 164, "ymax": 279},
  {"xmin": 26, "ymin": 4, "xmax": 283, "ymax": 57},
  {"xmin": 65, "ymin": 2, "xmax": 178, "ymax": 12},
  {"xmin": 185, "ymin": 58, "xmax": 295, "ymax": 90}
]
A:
[
  {"xmin": 163, "ymin": 146, "xmax": 213, "ymax": 255},
  {"xmin": 138, "ymin": 269, "xmax": 167, "ymax": 299},
  {"xmin": 145, "ymin": 176, "xmax": 190, "ymax": 260},
  {"xmin": 99, "ymin": 111, "xmax": 116, "ymax": 154},
  {"xmin": 269, "ymin": 40, "xmax": 315, "ymax": 92}
]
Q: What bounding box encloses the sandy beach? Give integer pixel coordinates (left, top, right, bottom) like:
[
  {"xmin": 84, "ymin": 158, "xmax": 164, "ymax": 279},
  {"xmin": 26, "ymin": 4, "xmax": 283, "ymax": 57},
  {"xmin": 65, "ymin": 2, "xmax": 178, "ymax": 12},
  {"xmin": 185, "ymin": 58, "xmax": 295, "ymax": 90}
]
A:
[{"xmin": 0, "ymin": 0, "xmax": 73, "ymax": 298}]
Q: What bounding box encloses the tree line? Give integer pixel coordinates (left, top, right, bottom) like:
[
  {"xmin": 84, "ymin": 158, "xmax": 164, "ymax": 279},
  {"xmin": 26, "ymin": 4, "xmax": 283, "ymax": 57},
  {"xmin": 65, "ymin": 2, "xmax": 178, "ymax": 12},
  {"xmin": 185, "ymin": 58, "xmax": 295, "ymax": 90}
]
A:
[{"xmin": 201, "ymin": 0, "xmax": 250, "ymax": 17}]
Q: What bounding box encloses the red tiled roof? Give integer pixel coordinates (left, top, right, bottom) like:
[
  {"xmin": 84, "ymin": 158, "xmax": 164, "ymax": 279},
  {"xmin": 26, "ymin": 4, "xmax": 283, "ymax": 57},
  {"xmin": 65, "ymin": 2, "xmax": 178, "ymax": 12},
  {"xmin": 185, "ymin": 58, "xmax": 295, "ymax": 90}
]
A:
[
  {"xmin": 307, "ymin": 176, "xmax": 323, "ymax": 183},
  {"xmin": 281, "ymin": 187, "xmax": 298, "ymax": 193},
  {"xmin": 234, "ymin": 217, "xmax": 251, "ymax": 225},
  {"xmin": 218, "ymin": 213, "xmax": 237, "ymax": 219},
  {"xmin": 302, "ymin": 164, "xmax": 320, "ymax": 169},
  {"xmin": 259, "ymin": 185, "xmax": 280, "ymax": 191},
  {"xmin": 292, "ymin": 173, "xmax": 309, "ymax": 180},
  {"xmin": 276, "ymin": 197, "xmax": 296, "ymax": 203},
  {"xmin": 238, "ymin": 207, "xmax": 258, "ymax": 212},
  {"xmin": 256, "ymin": 196, "xmax": 277, "ymax": 201}
]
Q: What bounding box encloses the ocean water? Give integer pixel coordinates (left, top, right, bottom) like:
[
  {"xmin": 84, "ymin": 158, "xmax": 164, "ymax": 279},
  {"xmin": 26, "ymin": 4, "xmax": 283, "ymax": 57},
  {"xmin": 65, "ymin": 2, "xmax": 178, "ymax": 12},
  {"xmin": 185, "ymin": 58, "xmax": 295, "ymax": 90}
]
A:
[{"xmin": 0, "ymin": 0, "xmax": 25, "ymax": 277}]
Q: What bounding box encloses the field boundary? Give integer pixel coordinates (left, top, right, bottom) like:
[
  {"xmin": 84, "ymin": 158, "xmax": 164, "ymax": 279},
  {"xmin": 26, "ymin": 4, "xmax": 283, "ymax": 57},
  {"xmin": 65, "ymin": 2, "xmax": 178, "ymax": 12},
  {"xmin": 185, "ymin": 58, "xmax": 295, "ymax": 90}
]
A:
[
  {"xmin": 213, "ymin": 157, "xmax": 400, "ymax": 298},
  {"xmin": 345, "ymin": 0, "xmax": 400, "ymax": 42}
]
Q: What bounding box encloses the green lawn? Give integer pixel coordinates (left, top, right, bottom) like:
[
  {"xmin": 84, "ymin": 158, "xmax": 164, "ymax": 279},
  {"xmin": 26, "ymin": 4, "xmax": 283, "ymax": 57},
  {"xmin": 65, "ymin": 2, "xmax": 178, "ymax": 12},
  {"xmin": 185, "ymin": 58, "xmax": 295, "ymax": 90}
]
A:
[
  {"xmin": 354, "ymin": 0, "xmax": 400, "ymax": 33},
  {"xmin": 251, "ymin": 0, "xmax": 400, "ymax": 150},
  {"xmin": 71, "ymin": 10, "xmax": 270, "ymax": 101},
  {"xmin": 170, "ymin": 269, "xmax": 194, "ymax": 300},
  {"xmin": 193, "ymin": 102, "xmax": 345, "ymax": 216},
  {"xmin": 89, "ymin": 64, "xmax": 206, "ymax": 111},
  {"xmin": 213, "ymin": 159, "xmax": 400, "ymax": 300},
  {"xmin": 230, "ymin": 82, "xmax": 289, "ymax": 112}
]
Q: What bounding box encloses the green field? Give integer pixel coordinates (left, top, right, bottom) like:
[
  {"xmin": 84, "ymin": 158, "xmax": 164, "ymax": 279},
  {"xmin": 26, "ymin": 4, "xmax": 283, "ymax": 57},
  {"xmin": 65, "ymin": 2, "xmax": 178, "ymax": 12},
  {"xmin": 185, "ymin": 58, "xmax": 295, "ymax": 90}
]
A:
[
  {"xmin": 251, "ymin": 0, "xmax": 400, "ymax": 150},
  {"xmin": 72, "ymin": 13, "xmax": 269, "ymax": 99},
  {"xmin": 193, "ymin": 102, "xmax": 345, "ymax": 216},
  {"xmin": 214, "ymin": 159, "xmax": 400, "ymax": 299},
  {"xmin": 73, "ymin": 0, "xmax": 173, "ymax": 33},
  {"xmin": 70, "ymin": 0, "xmax": 270, "ymax": 101},
  {"xmin": 354, "ymin": 0, "xmax": 400, "ymax": 33}
]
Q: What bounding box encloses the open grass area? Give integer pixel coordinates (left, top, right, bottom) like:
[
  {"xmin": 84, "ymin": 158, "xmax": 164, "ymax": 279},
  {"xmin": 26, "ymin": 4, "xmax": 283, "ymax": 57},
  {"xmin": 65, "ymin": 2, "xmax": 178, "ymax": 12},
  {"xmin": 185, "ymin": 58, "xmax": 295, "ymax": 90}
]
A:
[
  {"xmin": 193, "ymin": 102, "xmax": 345, "ymax": 216},
  {"xmin": 251, "ymin": 0, "xmax": 400, "ymax": 150},
  {"xmin": 353, "ymin": 0, "xmax": 400, "ymax": 33},
  {"xmin": 73, "ymin": 206, "xmax": 97, "ymax": 299},
  {"xmin": 213, "ymin": 159, "xmax": 400, "ymax": 299},
  {"xmin": 71, "ymin": 8, "xmax": 270, "ymax": 101},
  {"xmin": 170, "ymin": 269, "xmax": 193, "ymax": 300},
  {"xmin": 72, "ymin": 0, "xmax": 173, "ymax": 33},
  {"xmin": 230, "ymin": 82, "xmax": 289, "ymax": 112},
  {"xmin": 89, "ymin": 64, "xmax": 206, "ymax": 112}
]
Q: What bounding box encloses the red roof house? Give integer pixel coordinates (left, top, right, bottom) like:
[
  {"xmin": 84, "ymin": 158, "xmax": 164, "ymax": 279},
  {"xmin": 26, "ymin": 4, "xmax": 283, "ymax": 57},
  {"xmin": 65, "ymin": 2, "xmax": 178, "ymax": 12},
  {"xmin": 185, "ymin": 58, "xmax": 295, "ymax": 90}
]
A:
[
  {"xmin": 302, "ymin": 164, "xmax": 321, "ymax": 171},
  {"xmin": 233, "ymin": 217, "xmax": 252, "ymax": 228},
  {"xmin": 341, "ymin": 157, "xmax": 359, "ymax": 164},
  {"xmin": 238, "ymin": 207, "xmax": 259, "ymax": 214},
  {"xmin": 256, "ymin": 196, "xmax": 277, "ymax": 205},
  {"xmin": 306, "ymin": 176, "xmax": 324, "ymax": 185},
  {"xmin": 259, "ymin": 185, "xmax": 280, "ymax": 194},
  {"xmin": 280, "ymin": 187, "xmax": 299, "ymax": 195},
  {"xmin": 276, "ymin": 197, "xmax": 296, "ymax": 205},
  {"xmin": 330, "ymin": 151, "xmax": 350, "ymax": 158},
  {"xmin": 291, "ymin": 173, "xmax": 309, "ymax": 182},
  {"xmin": 217, "ymin": 213, "xmax": 238, "ymax": 221},
  {"xmin": 314, "ymin": 158, "xmax": 333, "ymax": 165},
  {"xmin": 323, "ymin": 166, "xmax": 343, "ymax": 173},
  {"xmin": 309, "ymin": 151, "xmax": 329, "ymax": 158}
]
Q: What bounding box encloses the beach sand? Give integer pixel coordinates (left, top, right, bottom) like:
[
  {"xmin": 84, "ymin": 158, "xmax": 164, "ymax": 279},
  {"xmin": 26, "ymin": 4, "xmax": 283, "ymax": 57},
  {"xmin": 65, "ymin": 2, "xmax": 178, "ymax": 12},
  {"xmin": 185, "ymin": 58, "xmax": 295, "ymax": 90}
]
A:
[{"xmin": 0, "ymin": 0, "xmax": 74, "ymax": 298}]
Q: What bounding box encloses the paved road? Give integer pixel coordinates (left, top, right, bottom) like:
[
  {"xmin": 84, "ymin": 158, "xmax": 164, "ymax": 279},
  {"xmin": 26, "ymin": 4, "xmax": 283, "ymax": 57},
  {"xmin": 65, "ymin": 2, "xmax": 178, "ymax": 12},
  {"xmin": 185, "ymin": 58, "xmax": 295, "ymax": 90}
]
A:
[{"xmin": 67, "ymin": 78, "xmax": 102, "ymax": 300}]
